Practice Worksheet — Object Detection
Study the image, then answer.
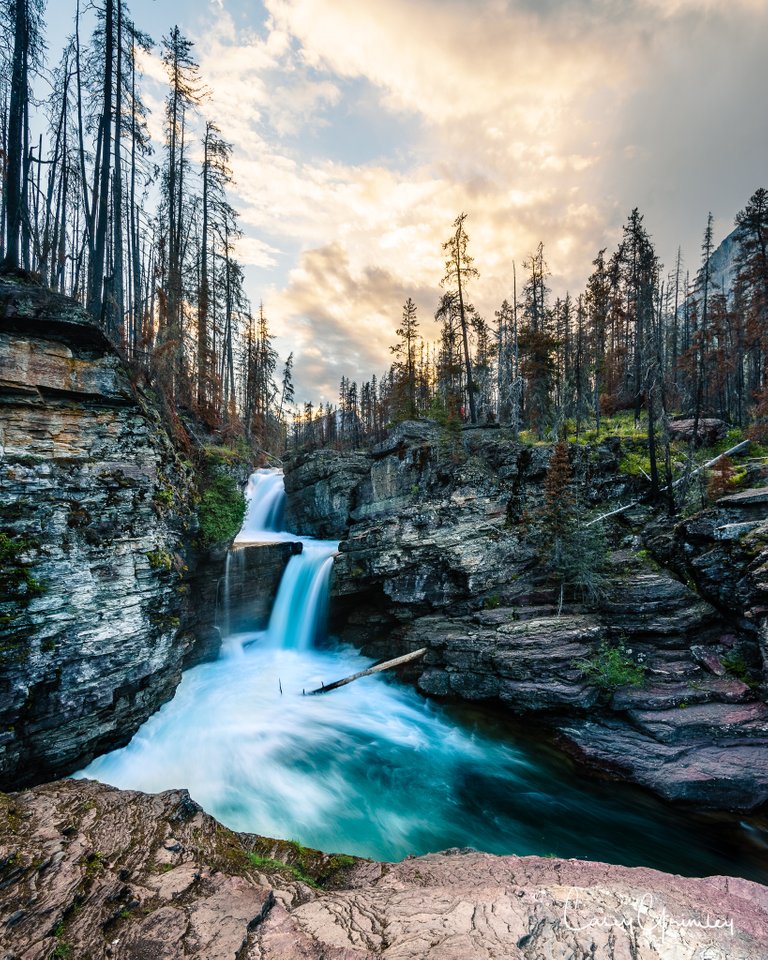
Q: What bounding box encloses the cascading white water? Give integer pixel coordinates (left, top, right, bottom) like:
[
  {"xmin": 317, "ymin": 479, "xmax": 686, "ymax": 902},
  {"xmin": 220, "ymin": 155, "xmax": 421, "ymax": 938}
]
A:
[
  {"xmin": 77, "ymin": 470, "xmax": 765, "ymax": 878},
  {"xmin": 264, "ymin": 541, "xmax": 338, "ymax": 650},
  {"xmin": 235, "ymin": 468, "xmax": 287, "ymax": 542}
]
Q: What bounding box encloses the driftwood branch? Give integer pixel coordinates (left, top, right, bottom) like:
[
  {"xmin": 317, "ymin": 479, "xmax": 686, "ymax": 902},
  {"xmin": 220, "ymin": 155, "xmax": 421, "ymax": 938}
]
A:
[
  {"xmin": 585, "ymin": 439, "xmax": 752, "ymax": 528},
  {"xmin": 306, "ymin": 648, "xmax": 427, "ymax": 695}
]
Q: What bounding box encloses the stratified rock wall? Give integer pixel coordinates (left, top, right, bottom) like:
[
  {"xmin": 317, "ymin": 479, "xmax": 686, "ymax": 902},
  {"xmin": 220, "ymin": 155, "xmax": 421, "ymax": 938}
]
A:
[{"xmin": 0, "ymin": 281, "xmax": 249, "ymax": 788}]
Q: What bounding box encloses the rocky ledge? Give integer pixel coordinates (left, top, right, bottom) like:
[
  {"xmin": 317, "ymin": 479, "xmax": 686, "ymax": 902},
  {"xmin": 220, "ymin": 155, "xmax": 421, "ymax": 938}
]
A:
[{"xmin": 2, "ymin": 778, "xmax": 766, "ymax": 960}]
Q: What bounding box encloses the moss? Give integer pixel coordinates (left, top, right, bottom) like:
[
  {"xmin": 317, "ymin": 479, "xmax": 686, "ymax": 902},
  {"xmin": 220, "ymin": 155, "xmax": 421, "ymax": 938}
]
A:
[
  {"xmin": 146, "ymin": 549, "xmax": 173, "ymax": 572},
  {"xmin": 197, "ymin": 473, "xmax": 246, "ymax": 547},
  {"xmin": 0, "ymin": 532, "xmax": 44, "ymax": 603},
  {"xmin": 618, "ymin": 449, "xmax": 652, "ymax": 477},
  {"xmin": 246, "ymin": 836, "xmax": 358, "ymax": 888},
  {"xmin": 201, "ymin": 443, "xmax": 249, "ymax": 467},
  {"xmin": 721, "ymin": 651, "xmax": 760, "ymax": 689},
  {"xmin": 247, "ymin": 852, "xmax": 320, "ymax": 887},
  {"xmin": 81, "ymin": 850, "xmax": 104, "ymax": 878},
  {"xmin": 153, "ymin": 487, "xmax": 174, "ymax": 510}
]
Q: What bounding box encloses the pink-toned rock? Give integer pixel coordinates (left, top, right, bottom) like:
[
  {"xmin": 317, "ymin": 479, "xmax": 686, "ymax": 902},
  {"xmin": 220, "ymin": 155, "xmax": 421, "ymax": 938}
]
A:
[{"xmin": 1, "ymin": 779, "xmax": 767, "ymax": 960}]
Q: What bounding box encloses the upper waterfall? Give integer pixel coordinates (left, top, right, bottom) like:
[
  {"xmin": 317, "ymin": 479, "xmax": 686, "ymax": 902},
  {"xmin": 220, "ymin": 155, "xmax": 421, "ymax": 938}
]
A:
[{"xmin": 235, "ymin": 468, "xmax": 287, "ymax": 542}]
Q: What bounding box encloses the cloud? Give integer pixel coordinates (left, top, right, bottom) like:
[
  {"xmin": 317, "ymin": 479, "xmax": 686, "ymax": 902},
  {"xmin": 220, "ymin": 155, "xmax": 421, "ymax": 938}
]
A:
[{"xmin": 180, "ymin": 0, "xmax": 768, "ymax": 401}]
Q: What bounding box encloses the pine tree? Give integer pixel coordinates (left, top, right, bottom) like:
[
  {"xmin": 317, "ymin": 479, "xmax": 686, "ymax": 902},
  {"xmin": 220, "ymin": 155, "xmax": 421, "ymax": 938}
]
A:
[
  {"xmin": 734, "ymin": 188, "xmax": 768, "ymax": 407},
  {"xmin": 441, "ymin": 213, "xmax": 479, "ymax": 424},
  {"xmin": 536, "ymin": 441, "xmax": 607, "ymax": 609},
  {"xmin": 390, "ymin": 297, "xmax": 420, "ymax": 420}
]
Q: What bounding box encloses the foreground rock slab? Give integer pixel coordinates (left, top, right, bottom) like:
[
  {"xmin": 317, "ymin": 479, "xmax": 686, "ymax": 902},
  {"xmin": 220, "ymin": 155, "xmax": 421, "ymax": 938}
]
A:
[{"xmin": 2, "ymin": 780, "xmax": 767, "ymax": 959}]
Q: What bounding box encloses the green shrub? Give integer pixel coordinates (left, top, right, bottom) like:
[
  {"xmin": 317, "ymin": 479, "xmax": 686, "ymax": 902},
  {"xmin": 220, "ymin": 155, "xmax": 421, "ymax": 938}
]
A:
[
  {"xmin": 483, "ymin": 594, "xmax": 501, "ymax": 610},
  {"xmin": 721, "ymin": 650, "xmax": 760, "ymax": 689},
  {"xmin": 198, "ymin": 474, "xmax": 246, "ymax": 547},
  {"xmin": 575, "ymin": 641, "xmax": 646, "ymax": 691}
]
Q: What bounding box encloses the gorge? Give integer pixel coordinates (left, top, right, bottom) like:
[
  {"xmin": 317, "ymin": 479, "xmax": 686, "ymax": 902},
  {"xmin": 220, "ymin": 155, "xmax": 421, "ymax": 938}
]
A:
[{"xmin": 2, "ymin": 287, "xmax": 768, "ymax": 959}]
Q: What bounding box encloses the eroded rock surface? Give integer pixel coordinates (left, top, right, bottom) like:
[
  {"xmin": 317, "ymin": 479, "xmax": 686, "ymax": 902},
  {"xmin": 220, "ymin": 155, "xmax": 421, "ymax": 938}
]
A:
[{"xmin": 2, "ymin": 779, "xmax": 766, "ymax": 960}]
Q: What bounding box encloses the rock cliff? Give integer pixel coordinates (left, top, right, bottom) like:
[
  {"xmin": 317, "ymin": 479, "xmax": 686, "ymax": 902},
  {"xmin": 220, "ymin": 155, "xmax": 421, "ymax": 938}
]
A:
[
  {"xmin": 283, "ymin": 420, "xmax": 768, "ymax": 811},
  {"xmin": 2, "ymin": 778, "xmax": 766, "ymax": 960},
  {"xmin": 0, "ymin": 280, "xmax": 253, "ymax": 789}
]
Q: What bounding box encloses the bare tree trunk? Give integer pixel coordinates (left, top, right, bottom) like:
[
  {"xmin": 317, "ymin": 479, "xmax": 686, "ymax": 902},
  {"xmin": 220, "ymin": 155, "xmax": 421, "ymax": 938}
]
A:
[
  {"xmin": 3, "ymin": 0, "xmax": 28, "ymax": 271},
  {"xmin": 87, "ymin": 0, "xmax": 115, "ymax": 323},
  {"xmin": 111, "ymin": 0, "xmax": 125, "ymax": 341}
]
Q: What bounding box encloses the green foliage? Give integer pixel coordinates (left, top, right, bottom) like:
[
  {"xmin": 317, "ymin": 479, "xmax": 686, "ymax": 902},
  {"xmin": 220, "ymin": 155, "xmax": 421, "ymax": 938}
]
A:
[
  {"xmin": 483, "ymin": 594, "xmax": 501, "ymax": 610},
  {"xmin": 146, "ymin": 549, "xmax": 173, "ymax": 571},
  {"xmin": 153, "ymin": 486, "xmax": 174, "ymax": 510},
  {"xmin": 721, "ymin": 650, "xmax": 760, "ymax": 689},
  {"xmin": 618, "ymin": 449, "xmax": 652, "ymax": 477},
  {"xmin": 575, "ymin": 641, "xmax": 646, "ymax": 691},
  {"xmin": 52, "ymin": 944, "xmax": 73, "ymax": 959},
  {"xmin": 531, "ymin": 442, "xmax": 609, "ymax": 604},
  {"xmin": 201, "ymin": 442, "xmax": 249, "ymax": 467},
  {"xmin": 197, "ymin": 473, "xmax": 246, "ymax": 546},
  {"xmin": 0, "ymin": 532, "xmax": 43, "ymax": 604}
]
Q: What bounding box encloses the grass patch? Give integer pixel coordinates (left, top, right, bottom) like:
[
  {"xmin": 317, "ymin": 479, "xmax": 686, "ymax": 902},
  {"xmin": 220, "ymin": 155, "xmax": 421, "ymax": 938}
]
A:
[
  {"xmin": 575, "ymin": 641, "xmax": 646, "ymax": 691},
  {"xmin": 618, "ymin": 449, "xmax": 652, "ymax": 478},
  {"xmin": 247, "ymin": 853, "xmax": 320, "ymax": 888}
]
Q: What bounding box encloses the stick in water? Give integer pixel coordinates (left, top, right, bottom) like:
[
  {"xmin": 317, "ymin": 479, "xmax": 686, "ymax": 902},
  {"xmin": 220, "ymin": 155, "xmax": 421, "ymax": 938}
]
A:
[{"xmin": 307, "ymin": 648, "xmax": 428, "ymax": 695}]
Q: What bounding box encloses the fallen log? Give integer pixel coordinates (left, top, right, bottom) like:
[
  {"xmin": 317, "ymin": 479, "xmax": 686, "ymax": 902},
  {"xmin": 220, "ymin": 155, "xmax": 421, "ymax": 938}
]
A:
[{"xmin": 306, "ymin": 648, "xmax": 428, "ymax": 695}]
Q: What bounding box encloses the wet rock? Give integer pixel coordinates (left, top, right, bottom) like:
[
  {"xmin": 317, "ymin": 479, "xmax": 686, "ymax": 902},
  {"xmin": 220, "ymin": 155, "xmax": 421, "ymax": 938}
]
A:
[
  {"xmin": 283, "ymin": 448, "xmax": 370, "ymax": 539},
  {"xmin": 285, "ymin": 423, "xmax": 768, "ymax": 811},
  {"xmin": 559, "ymin": 715, "xmax": 768, "ymax": 810}
]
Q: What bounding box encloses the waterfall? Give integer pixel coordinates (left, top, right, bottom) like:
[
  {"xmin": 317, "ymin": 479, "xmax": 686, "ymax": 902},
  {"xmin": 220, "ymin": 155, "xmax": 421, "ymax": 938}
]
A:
[
  {"xmin": 265, "ymin": 541, "xmax": 338, "ymax": 650},
  {"xmin": 235, "ymin": 468, "xmax": 287, "ymax": 542},
  {"xmin": 229, "ymin": 468, "xmax": 338, "ymax": 651},
  {"xmin": 221, "ymin": 548, "xmax": 246, "ymax": 640}
]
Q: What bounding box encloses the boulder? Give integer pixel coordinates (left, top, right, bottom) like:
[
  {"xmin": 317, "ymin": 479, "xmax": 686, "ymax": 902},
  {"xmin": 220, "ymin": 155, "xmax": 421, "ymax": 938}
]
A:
[{"xmin": 668, "ymin": 418, "xmax": 729, "ymax": 444}]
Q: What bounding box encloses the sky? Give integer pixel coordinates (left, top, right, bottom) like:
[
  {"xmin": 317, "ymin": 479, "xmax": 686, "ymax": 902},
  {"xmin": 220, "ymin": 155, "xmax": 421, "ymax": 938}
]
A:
[{"xmin": 45, "ymin": 0, "xmax": 768, "ymax": 401}]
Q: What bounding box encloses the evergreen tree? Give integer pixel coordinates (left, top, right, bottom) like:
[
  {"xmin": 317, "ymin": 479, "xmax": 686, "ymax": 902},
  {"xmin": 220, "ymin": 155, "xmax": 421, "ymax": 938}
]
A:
[
  {"xmin": 390, "ymin": 297, "xmax": 420, "ymax": 420},
  {"xmin": 441, "ymin": 212, "xmax": 479, "ymax": 423},
  {"xmin": 536, "ymin": 441, "xmax": 607, "ymax": 609}
]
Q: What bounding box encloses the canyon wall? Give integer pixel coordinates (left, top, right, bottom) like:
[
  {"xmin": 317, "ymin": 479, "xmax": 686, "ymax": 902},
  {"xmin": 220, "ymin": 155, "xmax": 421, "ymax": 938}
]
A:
[
  {"xmin": 0, "ymin": 280, "xmax": 262, "ymax": 788},
  {"xmin": 284, "ymin": 420, "xmax": 768, "ymax": 810}
]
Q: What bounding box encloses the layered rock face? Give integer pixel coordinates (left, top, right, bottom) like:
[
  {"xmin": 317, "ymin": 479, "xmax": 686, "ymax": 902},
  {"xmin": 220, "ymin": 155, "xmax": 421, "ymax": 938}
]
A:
[
  {"xmin": 283, "ymin": 421, "xmax": 768, "ymax": 810},
  {"xmin": 2, "ymin": 778, "xmax": 766, "ymax": 960},
  {"xmin": 0, "ymin": 281, "xmax": 249, "ymax": 789}
]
